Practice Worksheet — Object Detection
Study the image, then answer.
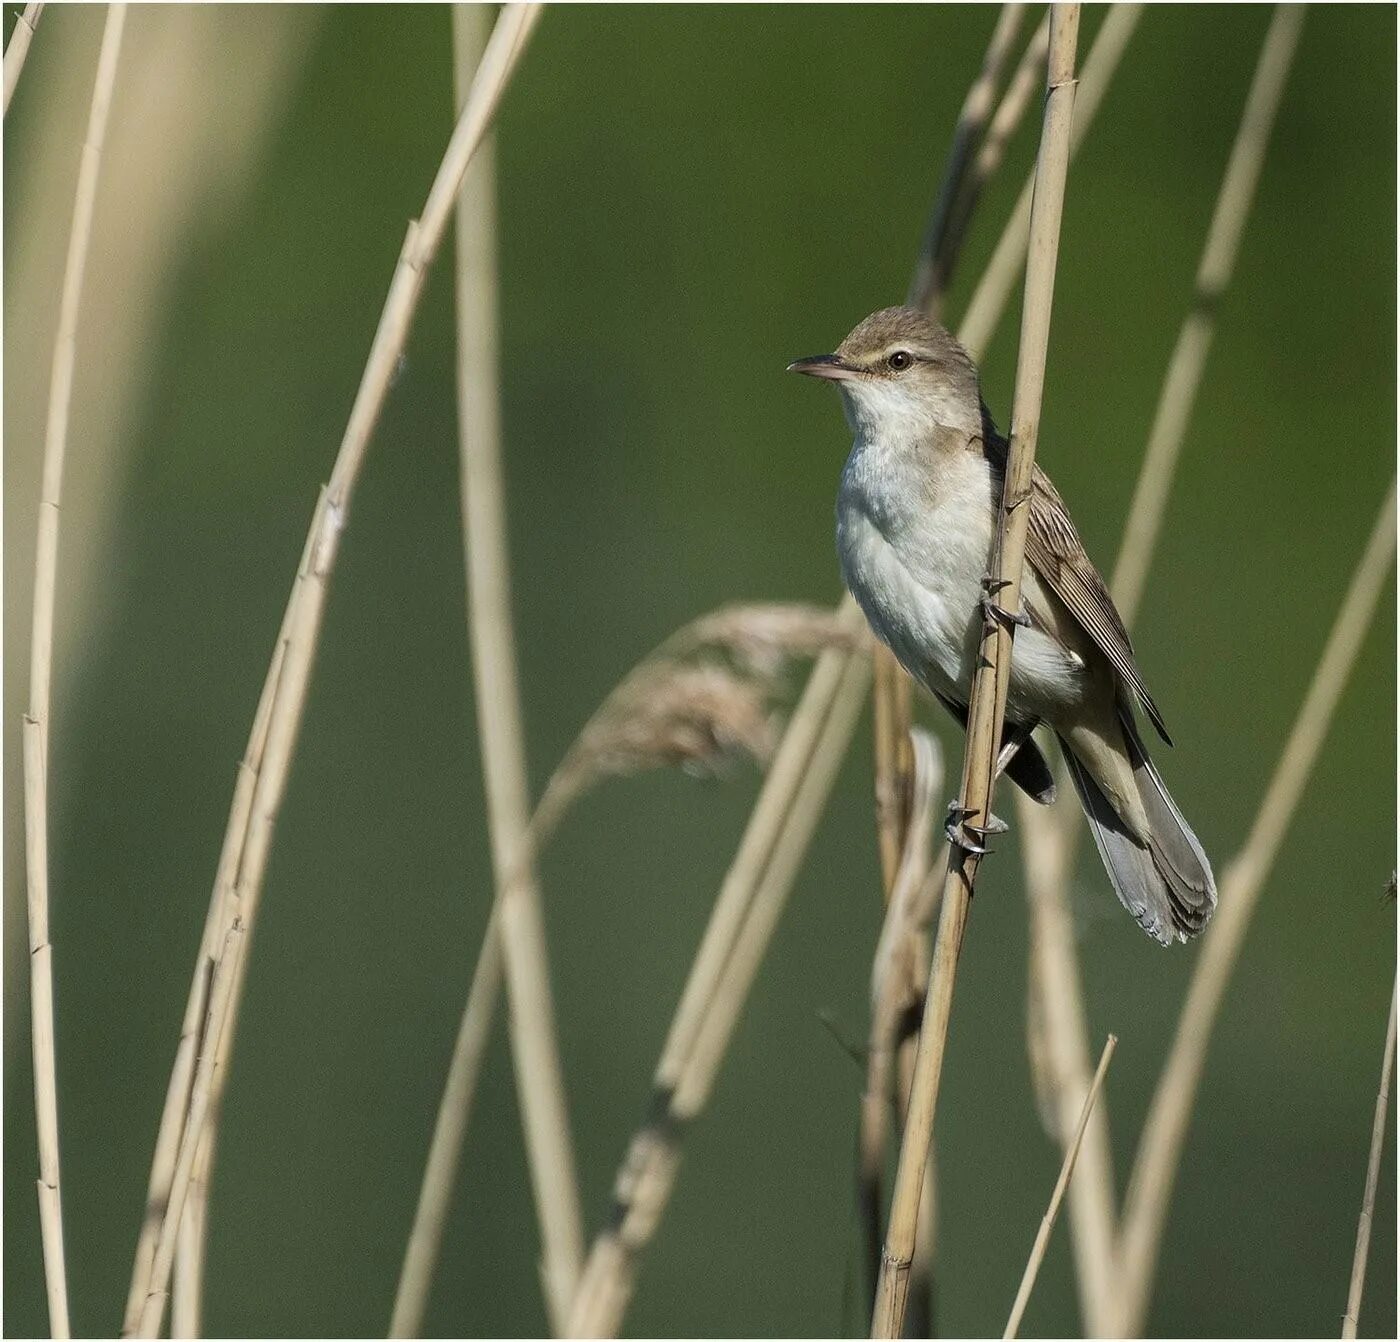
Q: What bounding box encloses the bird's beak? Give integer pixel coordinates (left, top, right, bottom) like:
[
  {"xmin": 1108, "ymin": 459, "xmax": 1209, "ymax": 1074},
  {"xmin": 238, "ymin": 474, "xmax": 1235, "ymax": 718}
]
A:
[{"xmin": 786, "ymin": 353, "xmax": 859, "ymax": 382}]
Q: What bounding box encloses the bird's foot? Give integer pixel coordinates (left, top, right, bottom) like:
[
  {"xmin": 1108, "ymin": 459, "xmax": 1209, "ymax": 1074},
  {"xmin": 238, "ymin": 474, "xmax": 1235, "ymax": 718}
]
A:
[
  {"xmin": 980, "ymin": 576, "xmax": 1031, "ymax": 632},
  {"xmin": 944, "ymin": 801, "xmax": 1009, "ymax": 855}
]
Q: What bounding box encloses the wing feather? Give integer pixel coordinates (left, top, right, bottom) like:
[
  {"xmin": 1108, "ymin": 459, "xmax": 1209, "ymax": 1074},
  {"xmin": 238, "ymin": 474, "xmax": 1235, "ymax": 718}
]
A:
[{"xmin": 1024, "ymin": 465, "xmax": 1173, "ymax": 744}]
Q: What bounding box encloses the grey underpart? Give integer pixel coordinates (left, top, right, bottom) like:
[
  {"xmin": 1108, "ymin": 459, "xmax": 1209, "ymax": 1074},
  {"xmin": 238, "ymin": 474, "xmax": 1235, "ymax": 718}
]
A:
[
  {"xmin": 1057, "ymin": 711, "xmax": 1216, "ymax": 946},
  {"xmin": 934, "ymin": 691, "xmax": 1056, "ymax": 805}
]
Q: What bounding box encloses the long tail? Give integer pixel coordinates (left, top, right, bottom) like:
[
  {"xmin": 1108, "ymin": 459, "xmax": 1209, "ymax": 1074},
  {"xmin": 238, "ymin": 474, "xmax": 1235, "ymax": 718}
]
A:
[{"xmin": 1057, "ymin": 710, "xmax": 1216, "ymax": 945}]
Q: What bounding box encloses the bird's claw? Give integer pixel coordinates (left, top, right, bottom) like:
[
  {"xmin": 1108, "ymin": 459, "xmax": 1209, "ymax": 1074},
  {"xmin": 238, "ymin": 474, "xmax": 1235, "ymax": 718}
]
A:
[
  {"xmin": 980, "ymin": 592, "xmax": 1031, "ymax": 631},
  {"xmin": 943, "ymin": 801, "xmax": 1008, "ymax": 855}
]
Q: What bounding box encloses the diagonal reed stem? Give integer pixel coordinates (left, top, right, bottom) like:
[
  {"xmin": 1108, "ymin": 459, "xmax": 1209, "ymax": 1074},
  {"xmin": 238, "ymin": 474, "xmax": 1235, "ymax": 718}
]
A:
[
  {"xmin": 124, "ymin": 9, "xmax": 543, "ymax": 1335},
  {"xmin": 1015, "ymin": 9, "xmax": 1304, "ymax": 1334},
  {"xmin": 388, "ymin": 6, "xmax": 583, "ymax": 1334},
  {"xmin": 871, "ymin": 8, "xmax": 1082, "ymax": 1334},
  {"xmin": 1113, "ymin": 480, "xmax": 1398, "ymax": 1336},
  {"xmin": 2, "ymin": 0, "xmax": 44, "ymax": 118},
  {"xmin": 960, "ymin": 3, "xmax": 1140, "ymax": 362},
  {"xmin": 1004, "ymin": 1034, "xmax": 1116, "ymax": 1339},
  {"xmin": 1342, "ymin": 972, "xmax": 1397, "ymax": 1339},
  {"xmin": 870, "ymin": 6, "xmax": 1052, "ymax": 1324},
  {"xmin": 23, "ymin": 8, "xmax": 127, "ymax": 1337}
]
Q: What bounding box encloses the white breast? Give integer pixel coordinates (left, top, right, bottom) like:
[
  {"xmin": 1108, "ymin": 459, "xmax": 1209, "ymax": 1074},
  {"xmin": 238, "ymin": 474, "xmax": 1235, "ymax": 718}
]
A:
[{"xmin": 836, "ymin": 430, "xmax": 1088, "ymax": 723}]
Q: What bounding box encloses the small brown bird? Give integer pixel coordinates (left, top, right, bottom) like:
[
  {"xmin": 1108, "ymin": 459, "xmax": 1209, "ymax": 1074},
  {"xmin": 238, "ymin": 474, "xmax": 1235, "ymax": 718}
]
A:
[{"xmin": 790, "ymin": 305, "xmax": 1216, "ymax": 944}]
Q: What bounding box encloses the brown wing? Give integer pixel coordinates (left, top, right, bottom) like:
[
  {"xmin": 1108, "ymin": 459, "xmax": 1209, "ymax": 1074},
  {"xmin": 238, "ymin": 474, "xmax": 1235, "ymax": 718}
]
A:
[{"xmin": 1025, "ymin": 465, "xmax": 1173, "ymax": 745}]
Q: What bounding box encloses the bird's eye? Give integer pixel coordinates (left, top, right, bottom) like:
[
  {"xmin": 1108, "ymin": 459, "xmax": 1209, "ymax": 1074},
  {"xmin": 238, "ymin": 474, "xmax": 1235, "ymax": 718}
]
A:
[{"xmin": 887, "ymin": 351, "xmax": 913, "ymax": 371}]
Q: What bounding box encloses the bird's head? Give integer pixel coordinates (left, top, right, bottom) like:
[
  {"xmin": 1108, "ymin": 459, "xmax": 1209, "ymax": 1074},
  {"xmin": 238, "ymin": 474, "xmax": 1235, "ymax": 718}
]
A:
[{"xmin": 788, "ymin": 305, "xmax": 982, "ymax": 439}]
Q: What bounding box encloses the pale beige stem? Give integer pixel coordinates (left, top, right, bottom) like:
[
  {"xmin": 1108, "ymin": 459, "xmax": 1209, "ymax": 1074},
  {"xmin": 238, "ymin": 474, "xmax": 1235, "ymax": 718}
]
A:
[
  {"xmin": 126, "ymin": 9, "xmax": 543, "ymax": 1336},
  {"xmin": 861, "ymin": 734, "xmax": 942, "ymax": 1296},
  {"xmin": 1004, "ymin": 1035, "xmax": 1116, "ymax": 1339},
  {"xmin": 22, "ymin": 9, "xmax": 126, "ymax": 1337},
  {"xmin": 913, "ymin": 8, "xmax": 1052, "ymax": 320},
  {"xmin": 391, "ymin": 907, "xmax": 503, "ymax": 1338},
  {"xmin": 568, "ymin": 5, "xmax": 1130, "ymax": 1324},
  {"xmin": 960, "ymin": 3, "xmax": 1140, "ymax": 362},
  {"xmin": 654, "ymin": 603, "xmax": 869, "ymax": 1093},
  {"xmin": 1113, "ymin": 482, "xmax": 1398, "ymax": 1337},
  {"xmin": 388, "ymin": 7, "xmax": 582, "ymax": 1334},
  {"xmin": 567, "ymin": 649, "xmax": 873, "ymax": 1338},
  {"xmin": 1111, "ymin": 4, "xmax": 1304, "ymax": 622},
  {"xmin": 872, "ymin": 10, "xmax": 1082, "ymax": 1334},
  {"xmin": 124, "ymin": 551, "xmax": 300, "ymax": 1335},
  {"xmin": 908, "ymin": 2, "xmax": 1026, "ymax": 321},
  {"xmin": 1342, "ymin": 973, "xmax": 1397, "ymax": 1339},
  {"xmin": 2, "ymin": 0, "xmax": 44, "ymax": 117},
  {"xmin": 1016, "ymin": 795, "xmax": 1118, "ymax": 1335},
  {"xmin": 1015, "ymin": 14, "xmax": 1303, "ymax": 1332}
]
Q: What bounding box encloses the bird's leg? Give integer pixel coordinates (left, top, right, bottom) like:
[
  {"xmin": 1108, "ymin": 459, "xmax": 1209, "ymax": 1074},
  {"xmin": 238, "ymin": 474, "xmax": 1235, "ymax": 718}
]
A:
[
  {"xmin": 980, "ymin": 575, "xmax": 1031, "ymax": 632},
  {"xmin": 993, "ymin": 717, "xmax": 1037, "ymax": 780},
  {"xmin": 943, "ymin": 800, "xmax": 1008, "ymax": 855},
  {"xmin": 943, "ymin": 719, "xmax": 1035, "ymax": 854}
]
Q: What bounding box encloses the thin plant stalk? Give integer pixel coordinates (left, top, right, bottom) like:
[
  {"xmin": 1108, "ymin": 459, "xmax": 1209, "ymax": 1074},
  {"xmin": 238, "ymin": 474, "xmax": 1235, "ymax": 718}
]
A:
[
  {"xmin": 880, "ymin": 3, "xmax": 1029, "ymax": 902},
  {"xmin": 449, "ymin": 6, "xmax": 582, "ymax": 1329},
  {"xmin": 1111, "ymin": 3, "xmax": 1304, "ymax": 621},
  {"xmin": 960, "ymin": 2, "xmax": 1141, "ymax": 362},
  {"xmin": 123, "ymin": 539, "xmax": 304, "ymax": 1334},
  {"xmin": 388, "ymin": 6, "xmax": 583, "ymax": 1333},
  {"xmin": 861, "ymin": 734, "xmax": 942, "ymax": 1298},
  {"xmin": 566, "ymin": 649, "xmax": 873, "ymax": 1338},
  {"xmin": 908, "ymin": 2, "xmax": 1026, "ymax": 321},
  {"xmin": 391, "ymin": 908, "xmax": 503, "ymax": 1338},
  {"xmin": 2, "ymin": 0, "xmax": 44, "ymax": 117},
  {"xmin": 1004, "ymin": 1035, "xmax": 1116, "ymax": 1339},
  {"xmin": 568, "ymin": 8, "xmax": 1139, "ymax": 1328},
  {"xmin": 23, "ymin": 8, "xmax": 126, "ymax": 1336},
  {"xmin": 1342, "ymin": 973, "xmax": 1397, "ymax": 1339},
  {"xmin": 911, "ymin": 6, "xmax": 1051, "ymax": 320},
  {"xmin": 872, "ymin": 9, "xmax": 1082, "ymax": 1334},
  {"xmin": 1015, "ymin": 13, "xmax": 1303, "ymax": 1331},
  {"xmin": 125, "ymin": 9, "xmax": 542, "ymax": 1334},
  {"xmin": 871, "ymin": 10, "xmax": 1047, "ymax": 1309},
  {"xmin": 1113, "ymin": 481, "xmax": 1398, "ymax": 1337}
]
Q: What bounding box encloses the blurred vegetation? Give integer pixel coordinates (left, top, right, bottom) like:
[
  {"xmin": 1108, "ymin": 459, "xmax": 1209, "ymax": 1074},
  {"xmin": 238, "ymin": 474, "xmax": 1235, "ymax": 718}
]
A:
[{"xmin": 4, "ymin": 4, "xmax": 1395, "ymax": 1337}]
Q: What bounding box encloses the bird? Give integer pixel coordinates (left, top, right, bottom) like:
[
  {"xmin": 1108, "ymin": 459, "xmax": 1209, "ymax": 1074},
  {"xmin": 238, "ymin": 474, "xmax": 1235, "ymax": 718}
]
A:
[{"xmin": 789, "ymin": 305, "xmax": 1216, "ymax": 944}]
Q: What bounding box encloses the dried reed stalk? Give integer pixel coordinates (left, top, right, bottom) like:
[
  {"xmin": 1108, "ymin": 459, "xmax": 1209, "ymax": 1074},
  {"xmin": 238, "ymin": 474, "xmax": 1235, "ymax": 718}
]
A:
[
  {"xmin": 1112, "ymin": 3, "xmax": 1304, "ymax": 621},
  {"xmin": 911, "ymin": 7, "xmax": 1051, "ymax": 322},
  {"xmin": 124, "ymin": 9, "xmax": 542, "ymax": 1334},
  {"xmin": 393, "ymin": 606, "xmax": 840, "ymax": 1336},
  {"xmin": 1342, "ymin": 972, "xmax": 1397, "ymax": 1339},
  {"xmin": 568, "ymin": 9, "xmax": 1142, "ymax": 1330},
  {"xmin": 123, "ymin": 535, "xmax": 306, "ymax": 1335},
  {"xmin": 1003, "ymin": 1035, "xmax": 1116, "ymax": 1339},
  {"xmin": 870, "ymin": 9, "xmax": 1055, "ymax": 1318},
  {"xmin": 1015, "ymin": 12, "xmax": 1303, "ymax": 1333},
  {"xmin": 2, "ymin": 0, "xmax": 44, "ymax": 117},
  {"xmin": 567, "ymin": 648, "xmax": 873, "ymax": 1338},
  {"xmin": 22, "ymin": 9, "xmax": 126, "ymax": 1337},
  {"xmin": 390, "ymin": 6, "xmax": 583, "ymax": 1331},
  {"xmin": 908, "ymin": 3, "xmax": 1026, "ymax": 321},
  {"xmin": 871, "ymin": 8, "xmax": 1082, "ymax": 1334},
  {"xmin": 1113, "ymin": 481, "xmax": 1398, "ymax": 1337},
  {"xmin": 960, "ymin": 3, "xmax": 1141, "ymax": 362},
  {"xmin": 860, "ymin": 733, "xmax": 943, "ymax": 1296},
  {"xmin": 452, "ymin": 6, "xmax": 582, "ymax": 1329}
]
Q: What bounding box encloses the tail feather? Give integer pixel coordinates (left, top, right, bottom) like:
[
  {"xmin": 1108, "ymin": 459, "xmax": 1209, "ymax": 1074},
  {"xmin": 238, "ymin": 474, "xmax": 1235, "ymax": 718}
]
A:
[{"xmin": 1057, "ymin": 720, "xmax": 1216, "ymax": 945}]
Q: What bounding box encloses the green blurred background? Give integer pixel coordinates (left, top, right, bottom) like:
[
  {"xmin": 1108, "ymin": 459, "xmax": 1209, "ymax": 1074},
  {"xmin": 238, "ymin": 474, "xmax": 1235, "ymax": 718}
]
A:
[{"xmin": 5, "ymin": 4, "xmax": 1395, "ymax": 1337}]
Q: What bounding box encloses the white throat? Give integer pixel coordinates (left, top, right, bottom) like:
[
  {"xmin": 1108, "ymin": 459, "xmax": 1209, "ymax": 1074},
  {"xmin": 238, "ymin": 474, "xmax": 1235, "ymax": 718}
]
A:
[{"xmin": 838, "ymin": 378, "xmax": 982, "ymax": 443}]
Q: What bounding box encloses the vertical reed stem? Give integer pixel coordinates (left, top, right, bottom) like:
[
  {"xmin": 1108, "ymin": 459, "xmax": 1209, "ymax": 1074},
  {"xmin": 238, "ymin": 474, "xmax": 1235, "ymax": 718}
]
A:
[
  {"xmin": 1114, "ymin": 482, "xmax": 1398, "ymax": 1336},
  {"xmin": 23, "ymin": 9, "xmax": 127, "ymax": 1336},
  {"xmin": 871, "ymin": 10, "xmax": 1081, "ymax": 1334}
]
